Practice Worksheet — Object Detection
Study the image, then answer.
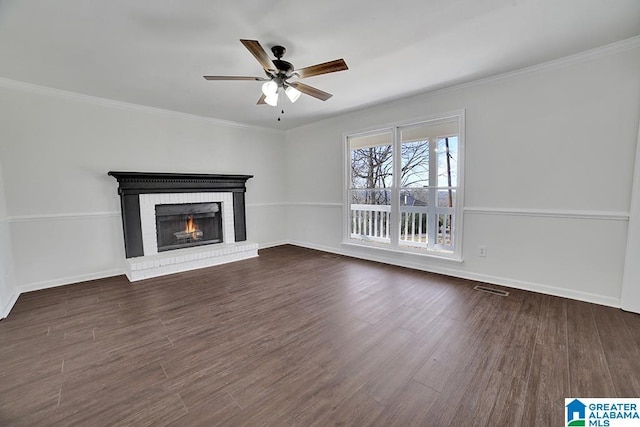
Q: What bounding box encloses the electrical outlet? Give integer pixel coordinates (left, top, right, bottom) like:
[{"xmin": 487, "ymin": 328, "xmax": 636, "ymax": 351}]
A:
[{"xmin": 479, "ymin": 245, "xmax": 487, "ymax": 257}]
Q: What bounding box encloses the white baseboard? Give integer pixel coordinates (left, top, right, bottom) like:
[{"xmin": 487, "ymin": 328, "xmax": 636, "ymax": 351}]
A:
[
  {"xmin": 259, "ymin": 240, "xmax": 289, "ymax": 250},
  {"xmin": 448, "ymin": 270, "xmax": 620, "ymax": 308},
  {"xmin": 16, "ymin": 242, "xmax": 281, "ymax": 292},
  {"xmin": 19, "ymin": 268, "xmax": 125, "ymax": 294},
  {"xmin": 4, "ymin": 240, "xmax": 621, "ymax": 319},
  {"xmin": 287, "ymin": 240, "xmax": 621, "ymax": 308},
  {"xmin": 1, "ymin": 289, "xmax": 20, "ymax": 319}
]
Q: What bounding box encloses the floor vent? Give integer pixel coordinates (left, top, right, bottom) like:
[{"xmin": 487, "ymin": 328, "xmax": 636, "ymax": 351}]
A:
[
  {"xmin": 321, "ymin": 254, "xmax": 341, "ymax": 259},
  {"xmin": 473, "ymin": 285, "xmax": 509, "ymax": 296}
]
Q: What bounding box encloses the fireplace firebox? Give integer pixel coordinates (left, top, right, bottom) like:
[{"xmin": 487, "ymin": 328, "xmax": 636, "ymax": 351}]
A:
[{"xmin": 155, "ymin": 202, "xmax": 223, "ymax": 252}]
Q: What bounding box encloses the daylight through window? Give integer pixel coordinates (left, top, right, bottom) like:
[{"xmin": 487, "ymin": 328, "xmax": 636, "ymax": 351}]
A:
[{"xmin": 346, "ymin": 113, "xmax": 464, "ymax": 258}]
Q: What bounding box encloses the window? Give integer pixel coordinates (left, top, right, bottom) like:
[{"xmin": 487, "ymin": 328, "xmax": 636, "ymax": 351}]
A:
[{"xmin": 345, "ymin": 112, "xmax": 464, "ymax": 259}]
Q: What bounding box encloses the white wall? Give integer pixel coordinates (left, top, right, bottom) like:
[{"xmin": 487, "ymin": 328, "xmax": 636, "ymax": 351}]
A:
[
  {"xmin": 1, "ymin": 41, "xmax": 638, "ymax": 315},
  {"xmin": 285, "ymin": 42, "xmax": 640, "ymax": 307},
  {"xmin": 0, "ymin": 160, "xmax": 18, "ymax": 318},
  {"xmin": 0, "ymin": 82, "xmax": 287, "ymax": 292},
  {"xmin": 622, "ymin": 120, "xmax": 640, "ymax": 314}
]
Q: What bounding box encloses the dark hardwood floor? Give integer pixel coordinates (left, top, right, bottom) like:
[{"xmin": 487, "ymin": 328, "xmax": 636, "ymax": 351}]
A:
[{"xmin": 1, "ymin": 245, "xmax": 639, "ymax": 426}]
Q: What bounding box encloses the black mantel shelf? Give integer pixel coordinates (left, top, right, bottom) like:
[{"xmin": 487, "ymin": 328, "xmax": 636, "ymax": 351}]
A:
[
  {"xmin": 108, "ymin": 172, "xmax": 253, "ymax": 258},
  {"xmin": 108, "ymin": 171, "xmax": 254, "ymax": 195}
]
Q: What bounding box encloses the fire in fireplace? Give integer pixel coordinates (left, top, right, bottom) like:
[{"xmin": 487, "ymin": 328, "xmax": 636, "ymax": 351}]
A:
[{"xmin": 155, "ymin": 202, "xmax": 223, "ymax": 252}]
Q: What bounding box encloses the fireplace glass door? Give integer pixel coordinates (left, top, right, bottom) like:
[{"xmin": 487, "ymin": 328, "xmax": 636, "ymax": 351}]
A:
[{"xmin": 155, "ymin": 202, "xmax": 223, "ymax": 252}]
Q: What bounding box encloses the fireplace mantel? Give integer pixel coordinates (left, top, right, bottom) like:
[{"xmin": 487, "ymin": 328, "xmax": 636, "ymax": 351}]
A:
[
  {"xmin": 109, "ymin": 171, "xmax": 253, "ymax": 258},
  {"xmin": 108, "ymin": 171, "xmax": 253, "ymax": 195}
]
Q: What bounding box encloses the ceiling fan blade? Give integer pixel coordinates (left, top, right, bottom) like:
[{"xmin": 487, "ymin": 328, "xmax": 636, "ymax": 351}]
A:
[
  {"xmin": 257, "ymin": 94, "xmax": 267, "ymax": 105},
  {"xmin": 203, "ymin": 76, "xmax": 265, "ymax": 81},
  {"xmin": 295, "ymin": 59, "xmax": 348, "ymax": 79},
  {"xmin": 240, "ymin": 39, "xmax": 276, "ymax": 71},
  {"xmin": 289, "ymin": 82, "xmax": 333, "ymax": 101}
]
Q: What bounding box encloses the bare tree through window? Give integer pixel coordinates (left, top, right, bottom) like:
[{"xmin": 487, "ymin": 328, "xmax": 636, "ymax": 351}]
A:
[{"xmin": 347, "ymin": 115, "xmax": 462, "ymax": 255}]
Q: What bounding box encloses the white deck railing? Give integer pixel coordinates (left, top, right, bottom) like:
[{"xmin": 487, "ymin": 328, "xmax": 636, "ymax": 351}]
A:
[
  {"xmin": 350, "ymin": 204, "xmax": 453, "ymax": 250},
  {"xmin": 351, "ymin": 204, "xmax": 391, "ymax": 243}
]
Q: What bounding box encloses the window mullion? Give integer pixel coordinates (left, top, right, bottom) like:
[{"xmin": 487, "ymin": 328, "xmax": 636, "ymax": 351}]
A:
[
  {"xmin": 390, "ymin": 126, "xmax": 401, "ymax": 249},
  {"xmin": 427, "ymin": 138, "xmax": 438, "ymax": 251}
]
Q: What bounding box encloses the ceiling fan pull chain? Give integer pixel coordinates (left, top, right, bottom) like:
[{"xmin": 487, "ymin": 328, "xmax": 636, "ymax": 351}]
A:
[{"xmin": 276, "ymin": 90, "xmax": 285, "ymax": 121}]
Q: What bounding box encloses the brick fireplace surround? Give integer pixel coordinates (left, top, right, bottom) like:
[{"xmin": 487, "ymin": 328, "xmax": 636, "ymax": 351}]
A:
[{"xmin": 108, "ymin": 172, "xmax": 258, "ymax": 281}]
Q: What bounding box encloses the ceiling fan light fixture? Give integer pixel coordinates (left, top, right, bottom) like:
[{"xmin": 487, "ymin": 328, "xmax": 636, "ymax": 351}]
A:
[
  {"xmin": 261, "ymin": 81, "xmax": 278, "ymax": 96},
  {"xmin": 285, "ymin": 86, "xmax": 301, "ymax": 103},
  {"xmin": 264, "ymin": 92, "xmax": 278, "ymax": 106}
]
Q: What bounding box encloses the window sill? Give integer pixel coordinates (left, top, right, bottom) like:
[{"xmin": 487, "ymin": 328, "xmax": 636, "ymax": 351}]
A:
[{"xmin": 341, "ymin": 240, "xmax": 463, "ymax": 263}]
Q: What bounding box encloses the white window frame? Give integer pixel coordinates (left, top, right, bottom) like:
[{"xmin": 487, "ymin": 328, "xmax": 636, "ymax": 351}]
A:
[{"xmin": 342, "ymin": 110, "xmax": 465, "ymax": 261}]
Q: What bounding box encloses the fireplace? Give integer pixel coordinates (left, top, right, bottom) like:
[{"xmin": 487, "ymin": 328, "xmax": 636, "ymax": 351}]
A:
[
  {"xmin": 108, "ymin": 172, "xmax": 258, "ymax": 281},
  {"xmin": 155, "ymin": 202, "xmax": 223, "ymax": 252}
]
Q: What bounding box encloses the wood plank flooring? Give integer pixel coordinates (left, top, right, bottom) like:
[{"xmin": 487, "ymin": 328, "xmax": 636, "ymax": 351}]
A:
[{"xmin": 1, "ymin": 245, "xmax": 639, "ymax": 426}]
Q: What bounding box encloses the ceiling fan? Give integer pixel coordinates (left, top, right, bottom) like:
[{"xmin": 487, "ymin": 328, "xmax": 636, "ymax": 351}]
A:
[{"xmin": 203, "ymin": 39, "xmax": 348, "ymax": 107}]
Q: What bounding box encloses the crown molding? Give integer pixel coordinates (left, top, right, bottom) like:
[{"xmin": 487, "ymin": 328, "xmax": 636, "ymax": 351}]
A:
[
  {"xmin": 396, "ymin": 35, "xmax": 640, "ymax": 109},
  {"xmin": 429, "ymin": 35, "xmax": 640, "ymax": 97},
  {"xmin": 1, "ymin": 36, "xmax": 638, "ymax": 136},
  {"xmin": 0, "ymin": 77, "xmax": 285, "ymax": 136},
  {"xmin": 288, "ymin": 35, "xmax": 640, "ymax": 133}
]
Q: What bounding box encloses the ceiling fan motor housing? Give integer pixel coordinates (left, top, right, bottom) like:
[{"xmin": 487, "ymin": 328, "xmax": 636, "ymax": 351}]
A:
[
  {"xmin": 273, "ymin": 59, "xmax": 294, "ymax": 76},
  {"xmin": 271, "ymin": 45, "xmax": 286, "ymax": 59},
  {"xmin": 270, "ymin": 45, "xmax": 294, "ymax": 79}
]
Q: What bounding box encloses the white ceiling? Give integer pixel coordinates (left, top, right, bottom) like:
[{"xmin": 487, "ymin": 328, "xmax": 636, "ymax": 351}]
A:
[{"xmin": 1, "ymin": 0, "xmax": 639, "ymax": 130}]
